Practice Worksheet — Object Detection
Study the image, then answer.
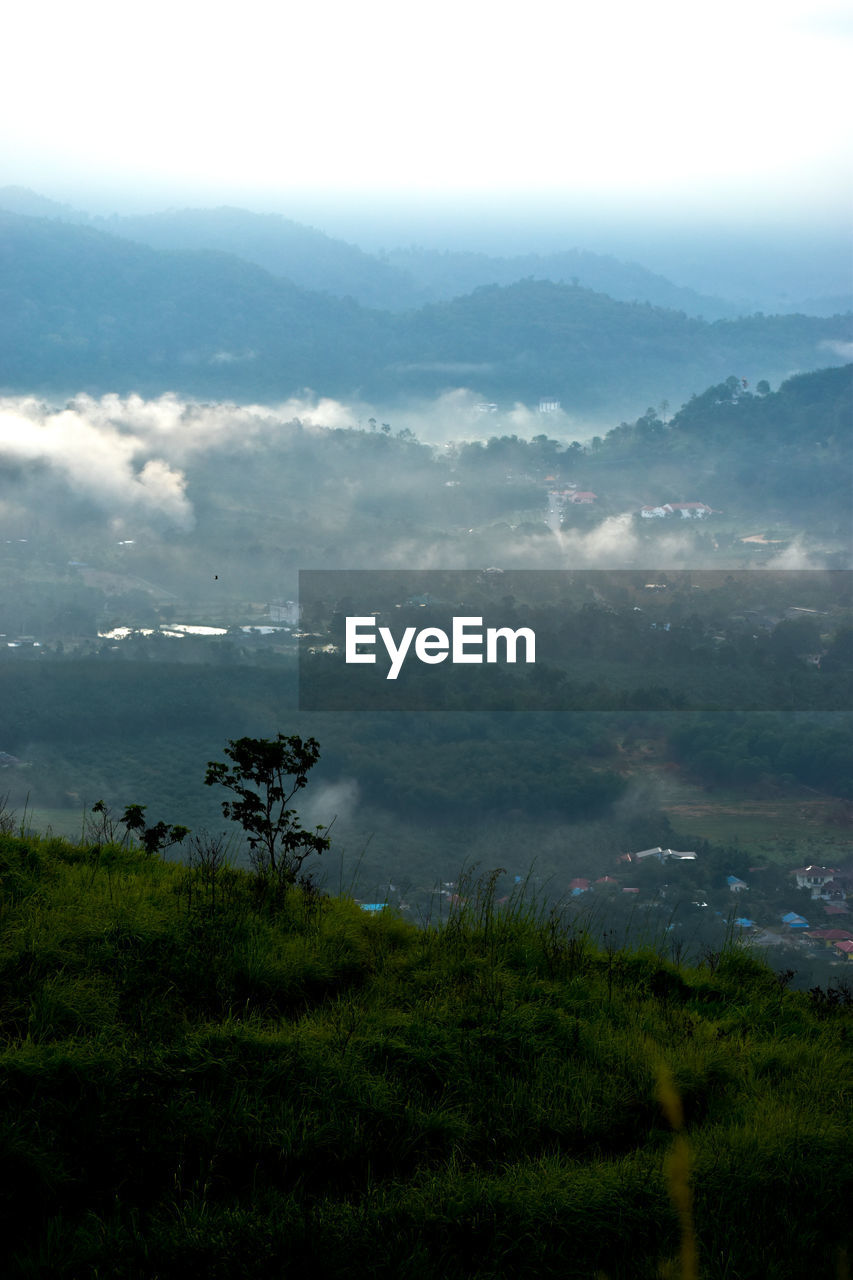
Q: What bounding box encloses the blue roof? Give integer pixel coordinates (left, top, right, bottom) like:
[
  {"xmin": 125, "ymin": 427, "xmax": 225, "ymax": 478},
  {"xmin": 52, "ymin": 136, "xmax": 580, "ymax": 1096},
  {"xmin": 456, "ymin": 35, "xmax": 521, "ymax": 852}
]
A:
[
  {"xmin": 734, "ymin": 918, "xmax": 755, "ymax": 927},
  {"xmin": 781, "ymin": 912, "xmax": 808, "ymax": 925},
  {"xmin": 726, "ymin": 875, "xmax": 747, "ymax": 885},
  {"xmin": 360, "ymin": 903, "xmax": 386, "ymax": 912}
]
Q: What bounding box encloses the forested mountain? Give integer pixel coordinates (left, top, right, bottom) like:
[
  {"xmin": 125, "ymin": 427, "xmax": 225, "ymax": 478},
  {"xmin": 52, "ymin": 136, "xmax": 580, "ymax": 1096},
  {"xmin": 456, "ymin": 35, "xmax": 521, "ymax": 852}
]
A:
[
  {"xmin": 86, "ymin": 211, "xmax": 747, "ymax": 317},
  {"xmin": 0, "ymin": 210, "xmax": 387, "ymax": 398},
  {"xmin": 0, "ymin": 185, "xmax": 89, "ymax": 222},
  {"xmin": 0, "ymin": 187, "xmax": 426, "ymax": 309},
  {"xmin": 4, "ymin": 187, "xmax": 852, "ymax": 327},
  {"xmin": 384, "ymin": 245, "xmax": 743, "ymax": 318},
  {"xmin": 92, "ymin": 206, "xmax": 426, "ymax": 311},
  {"xmin": 2, "ymin": 210, "xmax": 850, "ymax": 412},
  {"xmin": 383, "ymin": 280, "xmax": 851, "ymax": 410},
  {"xmin": 582, "ymin": 364, "xmax": 853, "ymax": 522},
  {"xmin": 0, "ymin": 187, "xmax": 742, "ymax": 314}
]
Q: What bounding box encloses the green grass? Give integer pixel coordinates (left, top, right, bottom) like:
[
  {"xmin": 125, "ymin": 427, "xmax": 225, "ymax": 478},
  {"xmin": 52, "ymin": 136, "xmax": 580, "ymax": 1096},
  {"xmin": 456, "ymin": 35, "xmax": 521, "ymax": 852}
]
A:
[
  {"xmin": 661, "ymin": 786, "xmax": 851, "ymax": 865},
  {"xmin": 611, "ymin": 740, "xmax": 850, "ymax": 865},
  {"xmin": 11, "ymin": 806, "xmax": 90, "ymax": 840},
  {"xmin": 0, "ymin": 833, "xmax": 850, "ymax": 1278}
]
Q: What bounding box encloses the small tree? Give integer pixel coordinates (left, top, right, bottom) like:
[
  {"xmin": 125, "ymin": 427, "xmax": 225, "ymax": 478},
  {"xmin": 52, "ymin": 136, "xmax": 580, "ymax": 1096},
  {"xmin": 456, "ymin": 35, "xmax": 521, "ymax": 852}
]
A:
[
  {"xmin": 204, "ymin": 734, "xmax": 330, "ymax": 883},
  {"xmin": 120, "ymin": 804, "xmax": 190, "ymax": 856}
]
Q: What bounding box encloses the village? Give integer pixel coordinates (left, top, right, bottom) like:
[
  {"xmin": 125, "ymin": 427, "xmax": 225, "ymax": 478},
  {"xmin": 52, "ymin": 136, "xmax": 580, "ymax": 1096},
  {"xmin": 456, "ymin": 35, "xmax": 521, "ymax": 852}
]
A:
[{"xmin": 361, "ymin": 852, "xmax": 853, "ymax": 978}]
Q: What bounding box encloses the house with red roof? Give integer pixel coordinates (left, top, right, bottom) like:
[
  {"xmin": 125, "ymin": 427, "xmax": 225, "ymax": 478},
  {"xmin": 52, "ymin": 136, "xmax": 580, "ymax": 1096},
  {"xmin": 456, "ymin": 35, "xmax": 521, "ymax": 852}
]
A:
[
  {"xmin": 793, "ymin": 866, "xmax": 840, "ymax": 897},
  {"xmin": 804, "ymin": 928, "xmax": 853, "ymax": 946}
]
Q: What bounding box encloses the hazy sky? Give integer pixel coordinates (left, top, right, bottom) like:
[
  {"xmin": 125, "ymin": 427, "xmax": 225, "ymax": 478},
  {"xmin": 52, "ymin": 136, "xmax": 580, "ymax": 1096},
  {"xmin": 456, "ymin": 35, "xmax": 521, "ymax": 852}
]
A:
[{"xmin": 2, "ymin": 0, "xmax": 850, "ymax": 229}]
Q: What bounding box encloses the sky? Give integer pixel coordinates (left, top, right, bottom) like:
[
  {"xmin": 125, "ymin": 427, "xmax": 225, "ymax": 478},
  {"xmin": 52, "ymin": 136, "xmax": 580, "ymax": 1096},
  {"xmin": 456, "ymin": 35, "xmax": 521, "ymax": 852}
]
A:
[{"xmin": 2, "ymin": 0, "xmax": 851, "ymax": 234}]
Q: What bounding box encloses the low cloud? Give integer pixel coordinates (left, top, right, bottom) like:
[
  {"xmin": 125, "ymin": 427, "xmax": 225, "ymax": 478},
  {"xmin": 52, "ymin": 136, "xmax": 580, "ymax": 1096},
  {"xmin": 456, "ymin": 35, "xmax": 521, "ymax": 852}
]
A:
[
  {"xmin": 764, "ymin": 538, "xmax": 824, "ymax": 570},
  {"xmin": 384, "ymin": 388, "xmax": 601, "ymax": 446},
  {"xmin": 0, "ymin": 389, "xmax": 765, "ymax": 571},
  {"xmin": 210, "ymin": 350, "xmax": 257, "ymax": 364},
  {"xmin": 0, "ymin": 396, "xmax": 195, "ymax": 530},
  {"xmin": 819, "ymin": 339, "xmax": 853, "ymax": 360},
  {"xmin": 299, "ymin": 778, "xmax": 361, "ymax": 830}
]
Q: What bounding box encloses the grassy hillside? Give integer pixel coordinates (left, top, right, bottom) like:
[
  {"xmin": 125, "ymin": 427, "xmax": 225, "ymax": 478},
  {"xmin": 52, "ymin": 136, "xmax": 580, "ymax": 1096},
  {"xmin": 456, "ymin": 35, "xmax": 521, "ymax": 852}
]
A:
[{"xmin": 0, "ymin": 830, "xmax": 850, "ymax": 1278}]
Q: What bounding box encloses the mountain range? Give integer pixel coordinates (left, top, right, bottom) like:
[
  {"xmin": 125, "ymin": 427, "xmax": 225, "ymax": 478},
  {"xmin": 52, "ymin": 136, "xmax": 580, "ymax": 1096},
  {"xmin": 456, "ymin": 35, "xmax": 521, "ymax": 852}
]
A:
[{"xmin": 1, "ymin": 189, "xmax": 850, "ymax": 416}]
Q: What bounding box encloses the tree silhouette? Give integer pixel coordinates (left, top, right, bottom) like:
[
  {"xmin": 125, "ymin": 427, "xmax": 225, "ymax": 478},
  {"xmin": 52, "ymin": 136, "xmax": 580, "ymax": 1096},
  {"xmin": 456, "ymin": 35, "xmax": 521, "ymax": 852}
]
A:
[
  {"xmin": 120, "ymin": 803, "xmax": 189, "ymax": 856},
  {"xmin": 204, "ymin": 734, "xmax": 330, "ymax": 882}
]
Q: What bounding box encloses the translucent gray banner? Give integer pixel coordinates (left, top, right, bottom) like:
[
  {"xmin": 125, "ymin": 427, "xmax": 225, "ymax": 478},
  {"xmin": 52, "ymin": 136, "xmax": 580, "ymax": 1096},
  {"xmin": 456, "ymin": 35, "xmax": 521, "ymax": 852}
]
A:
[{"xmin": 297, "ymin": 569, "xmax": 852, "ymax": 712}]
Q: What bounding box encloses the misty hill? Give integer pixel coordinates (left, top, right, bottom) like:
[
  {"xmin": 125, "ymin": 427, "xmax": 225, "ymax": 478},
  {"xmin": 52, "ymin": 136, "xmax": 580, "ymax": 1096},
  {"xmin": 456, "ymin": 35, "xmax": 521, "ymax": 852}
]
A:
[
  {"xmin": 0, "ymin": 187, "xmax": 741, "ymax": 315},
  {"xmin": 581, "ymin": 363, "xmax": 853, "ymax": 525},
  {"xmin": 382, "ymin": 279, "xmax": 852, "ymax": 411},
  {"xmin": 0, "ymin": 209, "xmax": 388, "ymax": 398},
  {"xmin": 0, "ymin": 187, "xmax": 426, "ymax": 310},
  {"xmin": 1, "ymin": 210, "xmax": 850, "ymax": 413},
  {"xmin": 387, "ymin": 246, "xmax": 853, "ymax": 319},
  {"xmin": 92, "ymin": 206, "xmax": 427, "ymax": 311},
  {"xmin": 0, "ymin": 184, "xmax": 91, "ymax": 223},
  {"xmin": 3, "ymin": 187, "xmax": 851, "ymax": 320},
  {"xmin": 95, "ymin": 209, "xmax": 747, "ymax": 318},
  {"xmin": 385, "ymin": 245, "xmax": 744, "ymax": 318}
]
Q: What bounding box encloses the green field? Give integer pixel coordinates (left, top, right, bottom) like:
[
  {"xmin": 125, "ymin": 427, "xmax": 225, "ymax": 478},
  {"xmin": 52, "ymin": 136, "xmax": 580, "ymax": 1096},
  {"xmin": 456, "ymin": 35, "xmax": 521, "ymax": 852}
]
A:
[{"xmin": 664, "ymin": 785, "xmax": 850, "ymax": 863}]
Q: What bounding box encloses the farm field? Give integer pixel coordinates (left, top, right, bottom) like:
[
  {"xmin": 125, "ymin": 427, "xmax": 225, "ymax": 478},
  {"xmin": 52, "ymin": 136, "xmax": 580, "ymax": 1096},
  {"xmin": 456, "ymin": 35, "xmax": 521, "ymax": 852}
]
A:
[
  {"xmin": 663, "ymin": 784, "xmax": 850, "ymax": 864},
  {"xmin": 612, "ymin": 736, "xmax": 851, "ymax": 864}
]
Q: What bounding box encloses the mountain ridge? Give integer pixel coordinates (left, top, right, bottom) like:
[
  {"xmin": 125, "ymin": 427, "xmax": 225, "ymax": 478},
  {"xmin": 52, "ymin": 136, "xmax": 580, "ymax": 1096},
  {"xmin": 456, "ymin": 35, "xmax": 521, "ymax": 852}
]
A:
[
  {"xmin": 1, "ymin": 206, "xmax": 850, "ymax": 413},
  {"xmin": 6, "ymin": 184, "xmax": 850, "ymax": 319}
]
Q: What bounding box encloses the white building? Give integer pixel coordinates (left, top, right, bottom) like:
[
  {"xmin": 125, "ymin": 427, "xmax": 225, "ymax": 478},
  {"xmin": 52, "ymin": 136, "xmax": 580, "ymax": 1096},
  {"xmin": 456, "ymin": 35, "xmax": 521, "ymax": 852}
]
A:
[
  {"xmin": 268, "ymin": 600, "xmax": 300, "ymax": 625},
  {"xmin": 640, "ymin": 503, "xmax": 713, "ymax": 519},
  {"xmin": 793, "ymin": 866, "xmax": 840, "ymax": 898}
]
